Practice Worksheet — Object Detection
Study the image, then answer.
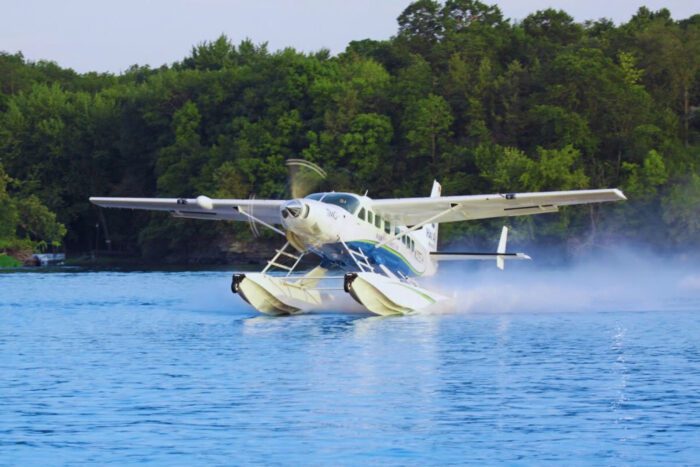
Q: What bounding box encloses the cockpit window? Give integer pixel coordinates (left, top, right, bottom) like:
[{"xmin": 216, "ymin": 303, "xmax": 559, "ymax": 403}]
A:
[
  {"xmin": 321, "ymin": 193, "xmax": 360, "ymax": 214},
  {"xmin": 305, "ymin": 193, "xmax": 325, "ymax": 201}
]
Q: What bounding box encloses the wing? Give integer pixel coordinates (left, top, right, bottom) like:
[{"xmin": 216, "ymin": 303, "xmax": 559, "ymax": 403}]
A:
[
  {"xmin": 372, "ymin": 189, "xmax": 626, "ymax": 226},
  {"xmin": 90, "ymin": 196, "xmax": 285, "ymax": 225}
]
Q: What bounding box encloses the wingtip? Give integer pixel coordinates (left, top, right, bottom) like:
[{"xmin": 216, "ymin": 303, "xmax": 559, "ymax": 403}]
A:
[{"xmin": 614, "ymin": 188, "xmax": 627, "ymax": 201}]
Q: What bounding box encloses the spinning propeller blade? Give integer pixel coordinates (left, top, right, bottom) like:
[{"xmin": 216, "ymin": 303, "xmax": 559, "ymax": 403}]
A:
[
  {"xmin": 285, "ymin": 159, "xmax": 327, "ymax": 199},
  {"xmin": 245, "ymin": 159, "xmax": 327, "ymax": 237}
]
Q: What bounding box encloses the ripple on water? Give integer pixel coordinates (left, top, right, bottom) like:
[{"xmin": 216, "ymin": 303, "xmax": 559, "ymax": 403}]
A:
[{"xmin": 0, "ymin": 271, "xmax": 699, "ymax": 464}]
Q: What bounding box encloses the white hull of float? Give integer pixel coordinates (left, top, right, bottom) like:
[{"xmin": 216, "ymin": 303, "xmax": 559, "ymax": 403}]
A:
[
  {"xmin": 344, "ymin": 272, "xmax": 449, "ymax": 316},
  {"xmin": 232, "ymin": 267, "xmax": 331, "ymax": 316}
]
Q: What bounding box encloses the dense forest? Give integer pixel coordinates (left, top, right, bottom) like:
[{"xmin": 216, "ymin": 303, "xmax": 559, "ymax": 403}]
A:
[{"xmin": 1, "ymin": 1, "xmax": 699, "ymax": 264}]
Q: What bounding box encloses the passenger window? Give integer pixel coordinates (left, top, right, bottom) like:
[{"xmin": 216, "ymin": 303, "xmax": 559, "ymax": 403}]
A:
[
  {"xmin": 375, "ymin": 214, "xmax": 382, "ymax": 229},
  {"xmin": 394, "ymin": 227, "xmax": 400, "ymax": 236},
  {"xmin": 358, "ymin": 207, "xmax": 365, "ymax": 221},
  {"xmin": 384, "ymin": 220, "xmax": 391, "ymax": 234},
  {"xmin": 410, "ymin": 239, "xmax": 414, "ymax": 251},
  {"xmin": 367, "ymin": 211, "xmax": 374, "ymax": 224}
]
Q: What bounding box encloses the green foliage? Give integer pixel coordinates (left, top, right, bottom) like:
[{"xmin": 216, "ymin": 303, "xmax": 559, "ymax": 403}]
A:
[
  {"xmin": 0, "ymin": 253, "xmax": 22, "ymax": 267},
  {"xmin": 156, "ymin": 101, "xmax": 206, "ymax": 196},
  {"xmin": 618, "ymin": 51, "xmax": 644, "ymax": 87},
  {"xmin": 476, "ymin": 144, "xmax": 588, "ymax": 192},
  {"xmin": 15, "ymin": 196, "xmax": 68, "ymax": 247},
  {"xmin": 339, "ymin": 113, "xmax": 393, "ymax": 182},
  {"xmin": 0, "ymin": 253, "xmax": 22, "ymax": 268},
  {"xmin": 1, "ymin": 3, "xmax": 699, "ymax": 258},
  {"xmin": 622, "ymin": 149, "xmax": 668, "ymax": 199},
  {"xmin": 0, "ymin": 164, "xmax": 66, "ymax": 257},
  {"xmin": 405, "ymin": 94, "xmax": 453, "ymax": 162},
  {"xmin": 662, "ymin": 174, "xmax": 700, "ymax": 246}
]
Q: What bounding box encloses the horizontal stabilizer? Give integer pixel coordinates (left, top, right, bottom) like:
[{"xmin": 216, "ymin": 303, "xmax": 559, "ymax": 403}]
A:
[
  {"xmin": 430, "ymin": 252, "xmax": 531, "ymax": 261},
  {"xmin": 432, "ymin": 227, "xmax": 529, "ymax": 270}
]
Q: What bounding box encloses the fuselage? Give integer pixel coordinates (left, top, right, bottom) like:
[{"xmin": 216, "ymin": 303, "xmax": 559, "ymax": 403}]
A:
[{"xmin": 280, "ymin": 192, "xmax": 436, "ymax": 277}]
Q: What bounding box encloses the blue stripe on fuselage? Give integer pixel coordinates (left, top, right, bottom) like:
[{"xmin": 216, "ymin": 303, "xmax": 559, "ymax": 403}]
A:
[{"xmin": 314, "ymin": 241, "xmax": 421, "ymax": 277}]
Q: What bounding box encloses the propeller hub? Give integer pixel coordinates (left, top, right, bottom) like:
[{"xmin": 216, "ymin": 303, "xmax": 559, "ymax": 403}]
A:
[
  {"xmin": 281, "ymin": 199, "xmax": 309, "ymax": 220},
  {"xmin": 281, "ymin": 198, "xmax": 339, "ymax": 247}
]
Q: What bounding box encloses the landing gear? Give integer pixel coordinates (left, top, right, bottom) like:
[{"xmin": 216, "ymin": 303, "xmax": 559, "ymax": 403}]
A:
[
  {"xmin": 231, "ymin": 243, "xmax": 449, "ymax": 317},
  {"xmin": 230, "ymin": 243, "xmax": 333, "ymax": 316},
  {"xmin": 343, "ymin": 272, "xmax": 448, "ymax": 316}
]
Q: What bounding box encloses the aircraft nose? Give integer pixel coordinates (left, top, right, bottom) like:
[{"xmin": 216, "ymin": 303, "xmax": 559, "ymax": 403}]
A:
[{"xmin": 281, "ymin": 199, "xmax": 308, "ymax": 219}]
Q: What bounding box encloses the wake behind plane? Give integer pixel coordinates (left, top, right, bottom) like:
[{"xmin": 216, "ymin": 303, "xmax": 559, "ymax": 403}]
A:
[{"xmin": 90, "ymin": 161, "xmax": 625, "ymax": 316}]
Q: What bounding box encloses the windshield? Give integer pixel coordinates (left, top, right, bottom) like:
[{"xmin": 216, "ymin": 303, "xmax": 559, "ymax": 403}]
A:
[
  {"xmin": 320, "ymin": 193, "xmax": 361, "ymax": 214},
  {"xmin": 305, "ymin": 193, "xmax": 325, "ymax": 201}
]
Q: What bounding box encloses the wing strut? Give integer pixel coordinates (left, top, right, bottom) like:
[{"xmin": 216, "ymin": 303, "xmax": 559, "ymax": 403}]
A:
[
  {"xmin": 375, "ymin": 203, "xmax": 463, "ymax": 249},
  {"xmin": 235, "ymin": 207, "xmax": 285, "ymax": 236}
]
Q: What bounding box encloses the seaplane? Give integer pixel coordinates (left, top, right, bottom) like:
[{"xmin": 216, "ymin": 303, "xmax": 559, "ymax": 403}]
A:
[{"xmin": 90, "ymin": 159, "xmax": 626, "ymax": 316}]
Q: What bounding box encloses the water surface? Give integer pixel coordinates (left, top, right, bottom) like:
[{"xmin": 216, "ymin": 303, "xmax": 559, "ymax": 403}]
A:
[{"xmin": 1, "ymin": 270, "xmax": 699, "ymax": 464}]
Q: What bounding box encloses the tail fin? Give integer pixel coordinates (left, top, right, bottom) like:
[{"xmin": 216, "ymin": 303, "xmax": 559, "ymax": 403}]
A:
[
  {"xmin": 419, "ymin": 180, "xmax": 441, "ymax": 253},
  {"xmin": 497, "ymin": 226, "xmax": 508, "ymax": 270}
]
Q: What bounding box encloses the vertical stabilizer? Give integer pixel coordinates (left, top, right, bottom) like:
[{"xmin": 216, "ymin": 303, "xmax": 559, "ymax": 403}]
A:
[
  {"xmin": 497, "ymin": 226, "xmax": 508, "ymax": 270},
  {"xmin": 420, "ymin": 180, "xmax": 441, "ymax": 253}
]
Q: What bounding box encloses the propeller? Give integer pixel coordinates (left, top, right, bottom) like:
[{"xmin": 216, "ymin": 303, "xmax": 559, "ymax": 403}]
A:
[
  {"xmin": 246, "ymin": 158, "xmax": 328, "ymax": 238},
  {"xmin": 243, "ymin": 158, "xmax": 361, "ymax": 254},
  {"xmin": 246, "ymin": 193, "xmax": 260, "ymax": 238},
  {"xmin": 285, "ymin": 158, "xmax": 327, "ymax": 199}
]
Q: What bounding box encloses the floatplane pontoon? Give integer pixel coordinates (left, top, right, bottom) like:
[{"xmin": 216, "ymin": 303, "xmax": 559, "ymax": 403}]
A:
[{"xmin": 91, "ymin": 160, "xmax": 625, "ymax": 316}]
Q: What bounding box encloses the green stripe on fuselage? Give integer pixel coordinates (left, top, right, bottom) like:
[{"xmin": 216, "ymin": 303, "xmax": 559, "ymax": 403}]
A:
[{"xmin": 350, "ymin": 239, "xmax": 424, "ymax": 276}]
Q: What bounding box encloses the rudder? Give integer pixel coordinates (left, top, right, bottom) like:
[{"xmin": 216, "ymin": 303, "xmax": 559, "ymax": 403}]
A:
[{"xmin": 419, "ymin": 180, "xmax": 440, "ymax": 252}]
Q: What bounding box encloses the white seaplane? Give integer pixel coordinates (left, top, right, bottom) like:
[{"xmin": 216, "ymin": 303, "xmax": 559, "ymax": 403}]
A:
[{"xmin": 90, "ymin": 160, "xmax": 625, "ymax": 316}]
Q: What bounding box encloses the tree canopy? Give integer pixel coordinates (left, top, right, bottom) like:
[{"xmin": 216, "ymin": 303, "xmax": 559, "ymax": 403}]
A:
[{"xmin": 1, "ymin": 2, "xmax": 699, "ymax": 262}]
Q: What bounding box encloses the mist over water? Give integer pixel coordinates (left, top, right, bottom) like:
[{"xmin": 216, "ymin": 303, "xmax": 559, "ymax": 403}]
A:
[
  {"xmin": 428, "ymin": 248, "xmax": 700, "ymax": 314},
  {"xmin": 173, "ymin": 248, "xmax": 700, "ymax": 316}
]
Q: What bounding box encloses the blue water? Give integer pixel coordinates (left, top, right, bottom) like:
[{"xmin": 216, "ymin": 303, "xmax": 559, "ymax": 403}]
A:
[{"xmin": 1, "ymin": 269, "xmax": 700, "ymax": 465}]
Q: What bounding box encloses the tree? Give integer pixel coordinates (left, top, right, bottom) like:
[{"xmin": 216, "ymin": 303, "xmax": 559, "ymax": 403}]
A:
[
  {"xmin": 405, "ymin": 94, "xmax": 454, "ymax": 163},
  {"xmin": 662, "ymin": 174, "xmax": 700, "ymax": 246},
  {"xmin": 0, "ymin": 165, "xmax": 19, "ymax": 240},
  {"xmin": 15, "ymin": 196, "xmax": 67, "ymax": 248},
  {"xmin": 622, "ymin": 149, "xmax": 668, "ymax": 200},
  {"xmin": 182, "ymin": 35, "xmax": 236, "ymax": 71},
  {"xmin": 522, "ymin": 9, "xmax": 582, "ymax": 56},
  {"xmin": 441, "ymin": 0, "xmax": 504, "ymax": 31},
  {"xmin": 156, "ymin": 101, "xmax": 207, "ymax": 196},
  {"xmin": 1, "ymin": 4, "xmax": 699, "ymax": 258},
  {"xmin": 476, "ymin": 144, "xmax": 588, "ymax": 192},
  {"xmin": 0, "ymin": 164, "xmax": 66, "ymax": 254},
  {"xmin": 397, "ymin": 0, "xmax": 443, "ymax": 56},
  {"xmin": 636, "ymin": 20, "xmax": 700, "ymax": 145},
  {"xmin": 339, "ymin": 113, "xmax": 393, "ymax": 183}
]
